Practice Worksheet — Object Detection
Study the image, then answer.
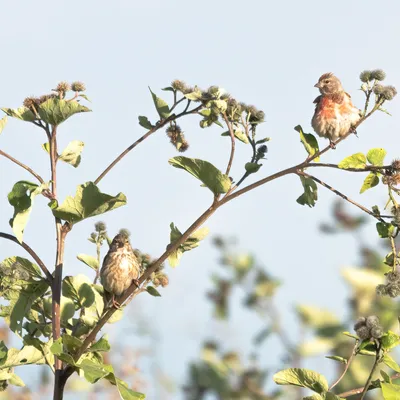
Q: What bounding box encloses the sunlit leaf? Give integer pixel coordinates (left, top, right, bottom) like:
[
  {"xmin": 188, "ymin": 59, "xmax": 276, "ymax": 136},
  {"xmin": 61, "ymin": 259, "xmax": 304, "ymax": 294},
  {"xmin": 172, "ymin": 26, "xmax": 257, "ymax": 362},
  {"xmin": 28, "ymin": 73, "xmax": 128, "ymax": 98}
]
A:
[
  {"xmin": 338, "ymin": 153, "xmax": 366, "ymax": 169},
  {"xmin": 273, "ymin": 368, "xmax": 328, "ymax": 394},
  {"xmin": 77, "ymin": 254, "xmax": 99, "ymax": 271},
  {"xmin": 62, "ymin": 275, "xmax": 95, "ymax": 308},
  {"xmin": 294, "ymin": 125, "xmax": 320, "ymax": 162},
  {"xmin": 360, "ymin": 173, "xmax": 379, "ymax": 194},
  {"xmin": 0, "ymin": 116, "xmax": 7, "ymax": 134},
  {"xmin": 296, "ymin": 176, "xmax": 318, "ymax": 207},
  {"xmin": 1, "ymin": 107, "xmax": 35, "ymax": 122},
  {"xmin": 149, "ymin": 87, "xmax": 170, "ymax": 119},
  {"xmin": 52, "ymin": 182, "xmax": 126, "ymax": 224},
  {"xmin": 367, "ymin": 148, "xmax": 386, "ymax": 166},
  {"xmin": 382, "ymin": 382, "xmax": 400, "ymax": 399},
  {"xmin": 38, "ymin": 98, "xmax": 91, "ymax": 125},
  {"xmin": 59, "ymin": 140, "xmax": 85, "ymax": 168}
]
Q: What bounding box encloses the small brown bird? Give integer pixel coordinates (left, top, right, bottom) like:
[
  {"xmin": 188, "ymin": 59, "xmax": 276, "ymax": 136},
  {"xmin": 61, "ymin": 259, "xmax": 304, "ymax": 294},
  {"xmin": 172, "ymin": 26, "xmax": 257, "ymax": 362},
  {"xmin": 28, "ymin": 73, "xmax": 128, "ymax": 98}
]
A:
[
  {"xmin": 100, "ymin": 232, "xmax": 140, "ymax": 308},
  {"xmin": 311, "ymin": 73, "xmax": 361, "ymax": 147}
]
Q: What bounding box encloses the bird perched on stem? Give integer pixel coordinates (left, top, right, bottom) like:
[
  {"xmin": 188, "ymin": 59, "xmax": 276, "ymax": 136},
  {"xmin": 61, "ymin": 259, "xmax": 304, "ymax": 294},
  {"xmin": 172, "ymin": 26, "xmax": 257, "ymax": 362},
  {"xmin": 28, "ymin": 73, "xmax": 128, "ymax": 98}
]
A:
[
  {"xmin": 311, "ymin": 73, "xmax": 361, "ymax": 148},
  {"xmin": 100, "ymin": 231, "xmax": 140, "ymax": 308}
]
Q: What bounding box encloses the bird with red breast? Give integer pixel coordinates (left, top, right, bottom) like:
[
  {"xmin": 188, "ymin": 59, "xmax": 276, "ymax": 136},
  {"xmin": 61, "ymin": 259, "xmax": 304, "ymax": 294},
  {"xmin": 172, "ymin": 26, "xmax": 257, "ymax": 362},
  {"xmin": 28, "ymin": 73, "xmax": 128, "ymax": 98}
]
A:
[{"xmin": 311, "ymin": 73, "xmax": 361, "ymax": 148}]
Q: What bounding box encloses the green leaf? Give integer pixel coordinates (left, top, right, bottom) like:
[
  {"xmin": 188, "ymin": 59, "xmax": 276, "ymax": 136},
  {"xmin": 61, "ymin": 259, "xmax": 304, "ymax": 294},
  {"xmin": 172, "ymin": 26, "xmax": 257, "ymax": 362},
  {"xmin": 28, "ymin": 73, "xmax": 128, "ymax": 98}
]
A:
[
  {"xmin": 367, "ymin": 148, "xmax": 386, "ymax": 166},
  {"xmin": 162, "ymin": 86, "xmax": 175, "ymax": 92},
  {"xmin": 0, "ymin": 116, "xmax": 7, "ymax": 134},
  {"xmin": 42, "ymin": 142, "xmax": 50, "ymax": 153},
  {"xmin": 1, "ymin": 345, "xmax": 48, "ymax": 368},
  {"xmin": 381, "ymin": 370, "xmax": 392, "ymax": 383},
  {"xmin": 62, "ymin": 334, "xmax": 83, "ymax": 354},
  {"xmin": 296, "ymin": 176, "xmax": 318, "ymax": 207},
  {"xmin": 52, "ymin": 182, "xmax": 126, "ymax": 224},
  {"xmin": 360, "ymin": 172, "xmax": 379, "ymax": 193},
  {"xmin": 184, "ymin": 90, "xmax": 202, "ymax": 101},
  {"xmin": 138, "ymin": 116, "xmax": 153, "ymax": 130},
  {"xmin": 38, "ymin": 98, "xmax": 91, "ymax": 125},
  {"xmin": 0, "ymin": 256, "xmax": 42, "ymax": 279},
  {"xmin": 381, "ymin": 331, "xmax": 400, "ymax": 351},
  {"xmin": 342, "ymin": 331, "xmax": 359, "ymax": 340},
  {"xmin": 62, "ymin": 275, "xmax": 95, "ymax": 308},
  {"xmin": 8, "ymin": 181, "xmax": 47, "ymax": 243},
  {"xmin": 169, "ymin": 157, "xmax": 231, "ymax": 195},
  {"xmin": 59, "ymin": 140, "xmax": 85, "ymax": 168},
  {"xmin": 221, "ymin": 129, "xmax": 249, "ymax": 144},
  {"xmin": 77, "ymin": 254, "xmax": 99, "ymax": 271},
  {"xmin": 383, "ymin": 354, "xmax": 400, "ymax": 372},
  {"xmin": 77, "ymin": 358, "xmax": 108, "ymax": 383},
  {"xmin": 1, "ymin": 107, "xmax": 35, "ymax": 122},
  {"xmin": 88, "ymin": 335, "xmax": 110, "ymax": 353},
  {"xmin": 149, "ymin": 87, "xmax": 170, "ymax": 119},
  {"xmin": 325, "ymin": 355, "xmax": 347, "ymax": 364},
  {"xmin": 294, "ymin": 125, "xmax": 320, "ymax": 162},
  {"xmin": 0, "ymin": 342, "xmax": 8, "ymax": 362},
  {"xmin": 245, "ymin": 162, "xmax": 262, "ymax": 174},
  {"xmin": 376, "ymin": 222, "xmax": 395, "ymax": 239},
  {"xmin": 168, "ymin": 223, "xmax": 209, "ymax": 267},
  {"xmin": 382, "ymin": 382, "xmax": 400, "ymax": 399},
  {"xmin": 273, "ymin": 368, "xmax": 328, "ymax": 394},
  {"xmin": 325, "ymin": 393, "xmax": 345, "ymax": 400},
  {"xmin": 146, "ymin": 286, "xmax": 161, "ymax": 297},
  {"xmin": 78, "ymin": 94, "xmax": 91, "ymax": 102},
  {"xmin": 7, "ymin": 373, "xmax": 24, "ymax": 387},
  {"xmin": 338, "ymin": 153, "xmax": 367, "ymax": 169}
]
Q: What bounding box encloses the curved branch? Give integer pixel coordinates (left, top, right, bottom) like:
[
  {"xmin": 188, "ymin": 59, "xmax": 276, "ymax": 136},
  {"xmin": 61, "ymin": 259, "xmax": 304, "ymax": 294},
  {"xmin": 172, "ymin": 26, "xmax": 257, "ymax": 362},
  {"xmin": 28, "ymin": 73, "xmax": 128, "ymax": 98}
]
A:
[
  {"xmin": 222, "ymin": 114, "xmax": 236, "ymax": 177},
  {"xmin": 94, "ymin": 104, "xmax": 203, "ymax": 185},
  {"xmin": 0, "ymin": 232, "xmax": 53, "ymax": 282},
  {"xmin": 0, "ymin": 150, "xmax": 44, "ymax": 184}
]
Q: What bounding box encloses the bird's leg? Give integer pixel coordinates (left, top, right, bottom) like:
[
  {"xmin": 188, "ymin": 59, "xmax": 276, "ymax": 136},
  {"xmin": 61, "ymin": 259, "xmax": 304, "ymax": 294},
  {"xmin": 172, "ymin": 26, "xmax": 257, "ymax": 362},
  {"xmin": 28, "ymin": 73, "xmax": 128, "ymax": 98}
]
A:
[
  {"xmin": 112, "ymin": 295, "xmax": 121, "ymax": 309},
  {"xmin": 329, "ymin": 140, "xmax": 337, "ymax": 149},
  {"xmin": 131, "ymin": 278, "xmax": 140, "ymax": 288}
]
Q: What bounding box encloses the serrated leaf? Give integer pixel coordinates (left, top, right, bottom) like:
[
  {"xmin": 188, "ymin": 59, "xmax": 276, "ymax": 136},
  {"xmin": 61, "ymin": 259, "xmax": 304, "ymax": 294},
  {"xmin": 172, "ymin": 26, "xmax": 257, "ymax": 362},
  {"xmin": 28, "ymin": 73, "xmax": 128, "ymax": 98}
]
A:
[
  {"xmin": 382, "ymin": 382, "xmax": 400, "ymax": 399},
  {"xmin": 295, "ymin": 125, "xmax": 320, "ymax": 162},
  {"xmin": 360, "ymin": 172, "xmax": 379, "ymax": 193},
  {"xmin": 338, "ymin": 153, "xmax": 366, "ymax": 169},
  {"xmin": 52, "ymin": 182, "xmax": 126, "ymax": 224},
  {"xmin": 169, "ymin": 156, "xmax": 231, "ymax": 195},
  {"xmin": 168, "ymin": 223, "xmax": 209, "ymax": 267},
  {"xmin": 77, "ymin": 254, "xmax": 99, "ymax": 271},
  {"xmin": 62, "ymin": 275, "xmax": 95, "ymax": 308},
  {"xmin": 381, "ymin": 331, "xmax": 400, "ymax": 351},
  {"xmin": 8, "ymin": 181, "xmax": 48, "ymax": 243},
  {"xmin": 376, "ymin": 222, "xmax": 395, "ymax": 239},
  {"xmin": 38, "ymin": 98, "xmax": 91, "ymax": 125},
  {"xmin": 0, "ymin": 116, "xmax": 7, "ymax": 134},
  {"xmin": 367, "ymin": 148, "xmax": 386, "ymax": 166},
  {"xmin": 383, "ymin": 354, "xmax": 400, "ymax": 372},
  {"xmin": 296, "ymin": 176, "xmax": 318, "ymax": 207},
  {"xmin": 138, "ymin": 115, "xmax": 153, "ymax": 130},
  {"xmin": 1, "ymin": 107, "xmax": 35, "ymax": 122},
  {"xmin": 147, "ymin": 286, "xmax": 161, "ymax": 297},
  {"xmin": 149, "ymin": 87, "xmax": 170, "ymax": 119},
  {"xmin": 59, "ymin": 140, "xmax": 85, "ymax": 168},
  {"xmin": 273, "ymin": 368, "xmax": 328, "ymax": 394}
]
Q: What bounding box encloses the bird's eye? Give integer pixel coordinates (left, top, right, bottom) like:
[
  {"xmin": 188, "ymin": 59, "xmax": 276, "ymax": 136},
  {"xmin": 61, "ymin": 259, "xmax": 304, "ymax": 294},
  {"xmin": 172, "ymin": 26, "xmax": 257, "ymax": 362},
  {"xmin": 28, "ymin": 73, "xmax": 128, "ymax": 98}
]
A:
[{"xmin": 324, "ymin": 79, "xmax": 330, "ymax": 84}]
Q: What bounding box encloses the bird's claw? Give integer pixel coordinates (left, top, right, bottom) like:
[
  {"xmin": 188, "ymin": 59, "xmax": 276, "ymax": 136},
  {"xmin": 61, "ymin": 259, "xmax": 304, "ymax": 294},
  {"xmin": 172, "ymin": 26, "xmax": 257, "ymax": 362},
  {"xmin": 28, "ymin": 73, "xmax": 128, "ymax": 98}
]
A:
[
  {"xmin": 112, "ymin": 295, "xmax": 121, "ymax": 309},
  {"xmin": 329, "ymin": 141, "xmax": 337, "ymax": 149}
]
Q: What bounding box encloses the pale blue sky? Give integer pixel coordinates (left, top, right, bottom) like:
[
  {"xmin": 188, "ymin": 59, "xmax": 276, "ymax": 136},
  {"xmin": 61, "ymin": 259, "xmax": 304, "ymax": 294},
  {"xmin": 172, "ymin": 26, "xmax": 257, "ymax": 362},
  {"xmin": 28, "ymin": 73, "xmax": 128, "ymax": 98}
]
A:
[{"xmin": 0, "ymin": 0, "xmax": 399, "ymax": 398}]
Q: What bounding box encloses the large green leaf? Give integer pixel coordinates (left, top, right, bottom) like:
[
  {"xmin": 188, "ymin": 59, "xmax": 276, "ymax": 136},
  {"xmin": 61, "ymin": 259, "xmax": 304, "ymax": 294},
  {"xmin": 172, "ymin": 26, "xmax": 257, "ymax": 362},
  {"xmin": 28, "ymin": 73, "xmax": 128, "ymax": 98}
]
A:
[
  {"xmin": 168, "ymin": 223, "xmax": 209, "ymax": 267},
  {"xmin": 169, "ymin": 157, "xmax": 231, "ymax": 195},
  {"xmin": 8, "ymin": 181, "xmax": 47, "ymax": 243},
  {"xmin": 59, "ymin": 140, "xmax": 85, "ymax": 168},
  {"xmin": 0, "ymin": 116, "xmax": 7, "ymax": 134},
  {"xmin": 0, "ymin": 256, "xmax": 42, "ymax": 280},
  {"xmin": 52, "ymin": 182, "xmax": 126, "ymax": 224},
  {"xmin": 1, "ymin": 107, "xmax": 35, "ymax": 122},
  {"xmin": 381, "ymin": 331, "xmax": 400, "ymax": 351},
  {"xmin": 77, "ymin": 254, "xmax": 99, "ymax": 271},
  {"xmin": 0, "ymin": 345, "xmax": 48, "ymax": 369},
  {"xmin": 0, "ymin": 371, "xmax": 25, "ymax": 387},
  {"xmin": 38, "ymin": 98, "xmax": 91, "ymax": 125},
  {"xmin": 273, "ymin": 368, "xmax": 328, "ymax": 394},
  {"xmin": 360, "ymin": 173, "xmax": 379, "ymax": 193},
  {"xmin": 383, "ymin": 354, "xmax": 400, "ymax": 372},
  {"xmin": 338, "ymin": 153, "xmax": 366, "ymax": 169},
  {"xmin": 62, "ymin": 275, "xmax": 95, "ymax": 308},
  {"xmin": 296, "ymin": 176, "xmax": 318, "ymax": 207},
  {"xmin": 294, "ymin": 125, "xmax": 320, "ymax": 162},
  {"xmin": 376, "ymin": 222, "xmax": 395, "ymax": 239},
  {"xmin": 367, "ymin": 148, "xmax": 386, "ymax": 166},
  {"xmin": 382, "ymin": 382, "xmax": 400, "ymax": 399},
  {"xmin": 149, "ymin": 87, "xmax": 170, "ymax": 119}
]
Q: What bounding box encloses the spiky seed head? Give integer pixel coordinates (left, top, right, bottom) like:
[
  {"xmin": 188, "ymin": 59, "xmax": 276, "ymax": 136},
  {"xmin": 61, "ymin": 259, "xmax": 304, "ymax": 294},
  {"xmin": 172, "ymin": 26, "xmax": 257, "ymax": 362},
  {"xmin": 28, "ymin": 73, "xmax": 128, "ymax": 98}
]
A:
[
  {"xmin": 387, "ymin": 283, "xmax": 400, "ymax": 298},
  {"xmin": 370, "ymin": 326, "xmax": 383, "ymax": 339},
  {"xmin": 359, "ymin": 70, "xmax": 372, "ymax": 83},
  {"xmin": 95, "ymin": 221, "xmax": 107, "ymax": 232},
  {"xmin": 370, "ymin": 69, "xmax": 386, "ymax": 81},
  {"xmin": 356, "ymin": 325, "xmax": 371, "ymax": 340},
  {"xmin": 23, "ymin": 97, "xmax": 40, "ymax": 109},
  {"xmin": 373, "ymin": 84, "xmax": 384, "ymax": 95},
  {"xmin": 55, "ymin": 81, "xmax": 71, "ymax": 93},
  {"xmin": 376, "ymin": 284, "xmax": 388, "ymax": 296},
  {"xmin": 366, "ymin": 315, "xmax": 380, "ymax": 329},
  {"xmin": 71, "ymin": 81, "xmax": 86, "ymax": 92},
  {"xmin": 353, "ymin": 317, "xmax": 366, "ymax": 330},
  {"xmin": 171, "ymin": 80, "xmax": 188, "ymax": 92},
  {"xmin": 382, "ymin": 85, "xmax": 397, "ymax": 101},
  {"xmin": 392, "ymin": 159, "xmax": 400, "ymax": 171}
]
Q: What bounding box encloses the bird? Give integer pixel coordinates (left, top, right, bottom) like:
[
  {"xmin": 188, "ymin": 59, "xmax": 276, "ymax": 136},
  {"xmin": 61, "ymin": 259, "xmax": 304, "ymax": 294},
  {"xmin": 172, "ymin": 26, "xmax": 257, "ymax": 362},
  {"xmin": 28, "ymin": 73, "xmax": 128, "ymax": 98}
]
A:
[
  {"xmin": 100, "ymin": 232, "xmax": 141, "ymax": 308},
  {"xmin": 311, "ymin": 73, "xmax": 361, "ymax": 148}
]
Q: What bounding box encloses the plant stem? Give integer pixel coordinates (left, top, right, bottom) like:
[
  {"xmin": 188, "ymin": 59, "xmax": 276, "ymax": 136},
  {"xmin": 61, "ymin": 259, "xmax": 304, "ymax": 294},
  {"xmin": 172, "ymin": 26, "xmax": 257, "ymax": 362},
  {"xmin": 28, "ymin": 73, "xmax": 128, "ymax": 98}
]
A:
[
  {"xmin": 0, "ymin": 232, "xmax": 53, "ymax": 282},
  {"xmin": 222, "ymin": 114, "xmax": 236, "ymax": 177},
  {"xmin": 0, "ymin": 150, "xmax": 45, "ymax": 184},
  {"xmin": 329, "ymin": 341, "xmax": 358, "ymax": 391},
  {"xmin": 360, "ymin": 344, "xmax": 381, "ymax": 400}
]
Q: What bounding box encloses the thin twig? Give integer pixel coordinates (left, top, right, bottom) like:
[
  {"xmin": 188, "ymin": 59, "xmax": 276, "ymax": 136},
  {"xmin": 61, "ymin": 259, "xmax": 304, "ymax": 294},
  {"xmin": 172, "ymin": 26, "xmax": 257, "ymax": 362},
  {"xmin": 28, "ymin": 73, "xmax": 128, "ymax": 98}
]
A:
[
  {"xmin": 94, "ymin": 104, "xmax": 202, "ymax": 185},
  {"xmin": 0, "ymin": 232, "xmax": 53, "ymax": 282},
  {"xmin": 222, "ymin": 113, "xmax": 236, "ymax": 176},
  {"xmin": 307, "ymin": 163, "xmax": 393, "ymax": 173},
  {"xmin": 329, "ymin": 341, "xmax": 358, "ymax": 391},
  {"xmin": 299, "ymin": 171, "xmax": 386, "ymax": 223},
  {"xmin": 360, "ymin": 343, "xmax": 382, "ymax": 400},
  {"xmin": 0, "ymin": 150, "xmax": 45, "ymax": 184}
]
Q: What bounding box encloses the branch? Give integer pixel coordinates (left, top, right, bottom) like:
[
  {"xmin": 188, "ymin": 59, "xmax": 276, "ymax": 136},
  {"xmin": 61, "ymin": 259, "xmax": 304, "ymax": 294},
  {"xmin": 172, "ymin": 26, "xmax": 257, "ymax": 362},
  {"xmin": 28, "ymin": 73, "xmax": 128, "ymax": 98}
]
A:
[
  {"xmin": 308, "ymin": 163, "xmax": 393, "ymax": 173},
  {"xmin": 329, "ymin": 341, "xmax": 358, "ymax": 391},
  {"xmin": 360, "ymin": 343, "xmax": 382, "ymax": 400},
  {"xmin": 0, "ymin": 232, "xmax": 53, "ymax": 282},
  {"xmin": 0, "ymin": 150, "xmax": 45, "ymax": 184},
  {"xmin": 222, "ymin": 113, "xmax": 236, "ymax": 177},
  {"xmin": 299, "ymin": 171, "xmax": 386, "ymax": 223},
  {"xmin": 94, "ymin": 104, "xmax": 203, "ymax": 185}
]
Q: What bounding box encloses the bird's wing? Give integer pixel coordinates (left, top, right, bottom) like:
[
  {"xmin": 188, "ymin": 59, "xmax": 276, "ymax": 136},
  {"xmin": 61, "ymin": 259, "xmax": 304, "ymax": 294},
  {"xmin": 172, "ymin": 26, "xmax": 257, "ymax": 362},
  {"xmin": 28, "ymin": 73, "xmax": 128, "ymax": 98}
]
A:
[{"xmin": 313, "ymin": 95, "xmax": 322, "ymax": 104}]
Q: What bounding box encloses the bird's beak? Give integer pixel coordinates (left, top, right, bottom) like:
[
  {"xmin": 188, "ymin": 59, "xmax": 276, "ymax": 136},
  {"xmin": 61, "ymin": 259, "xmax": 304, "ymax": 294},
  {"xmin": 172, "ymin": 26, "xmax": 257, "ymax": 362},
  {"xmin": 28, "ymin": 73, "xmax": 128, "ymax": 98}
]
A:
[{"xmin": 314, "ymin": 82, "xmax": 321, "ymax": 88}]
